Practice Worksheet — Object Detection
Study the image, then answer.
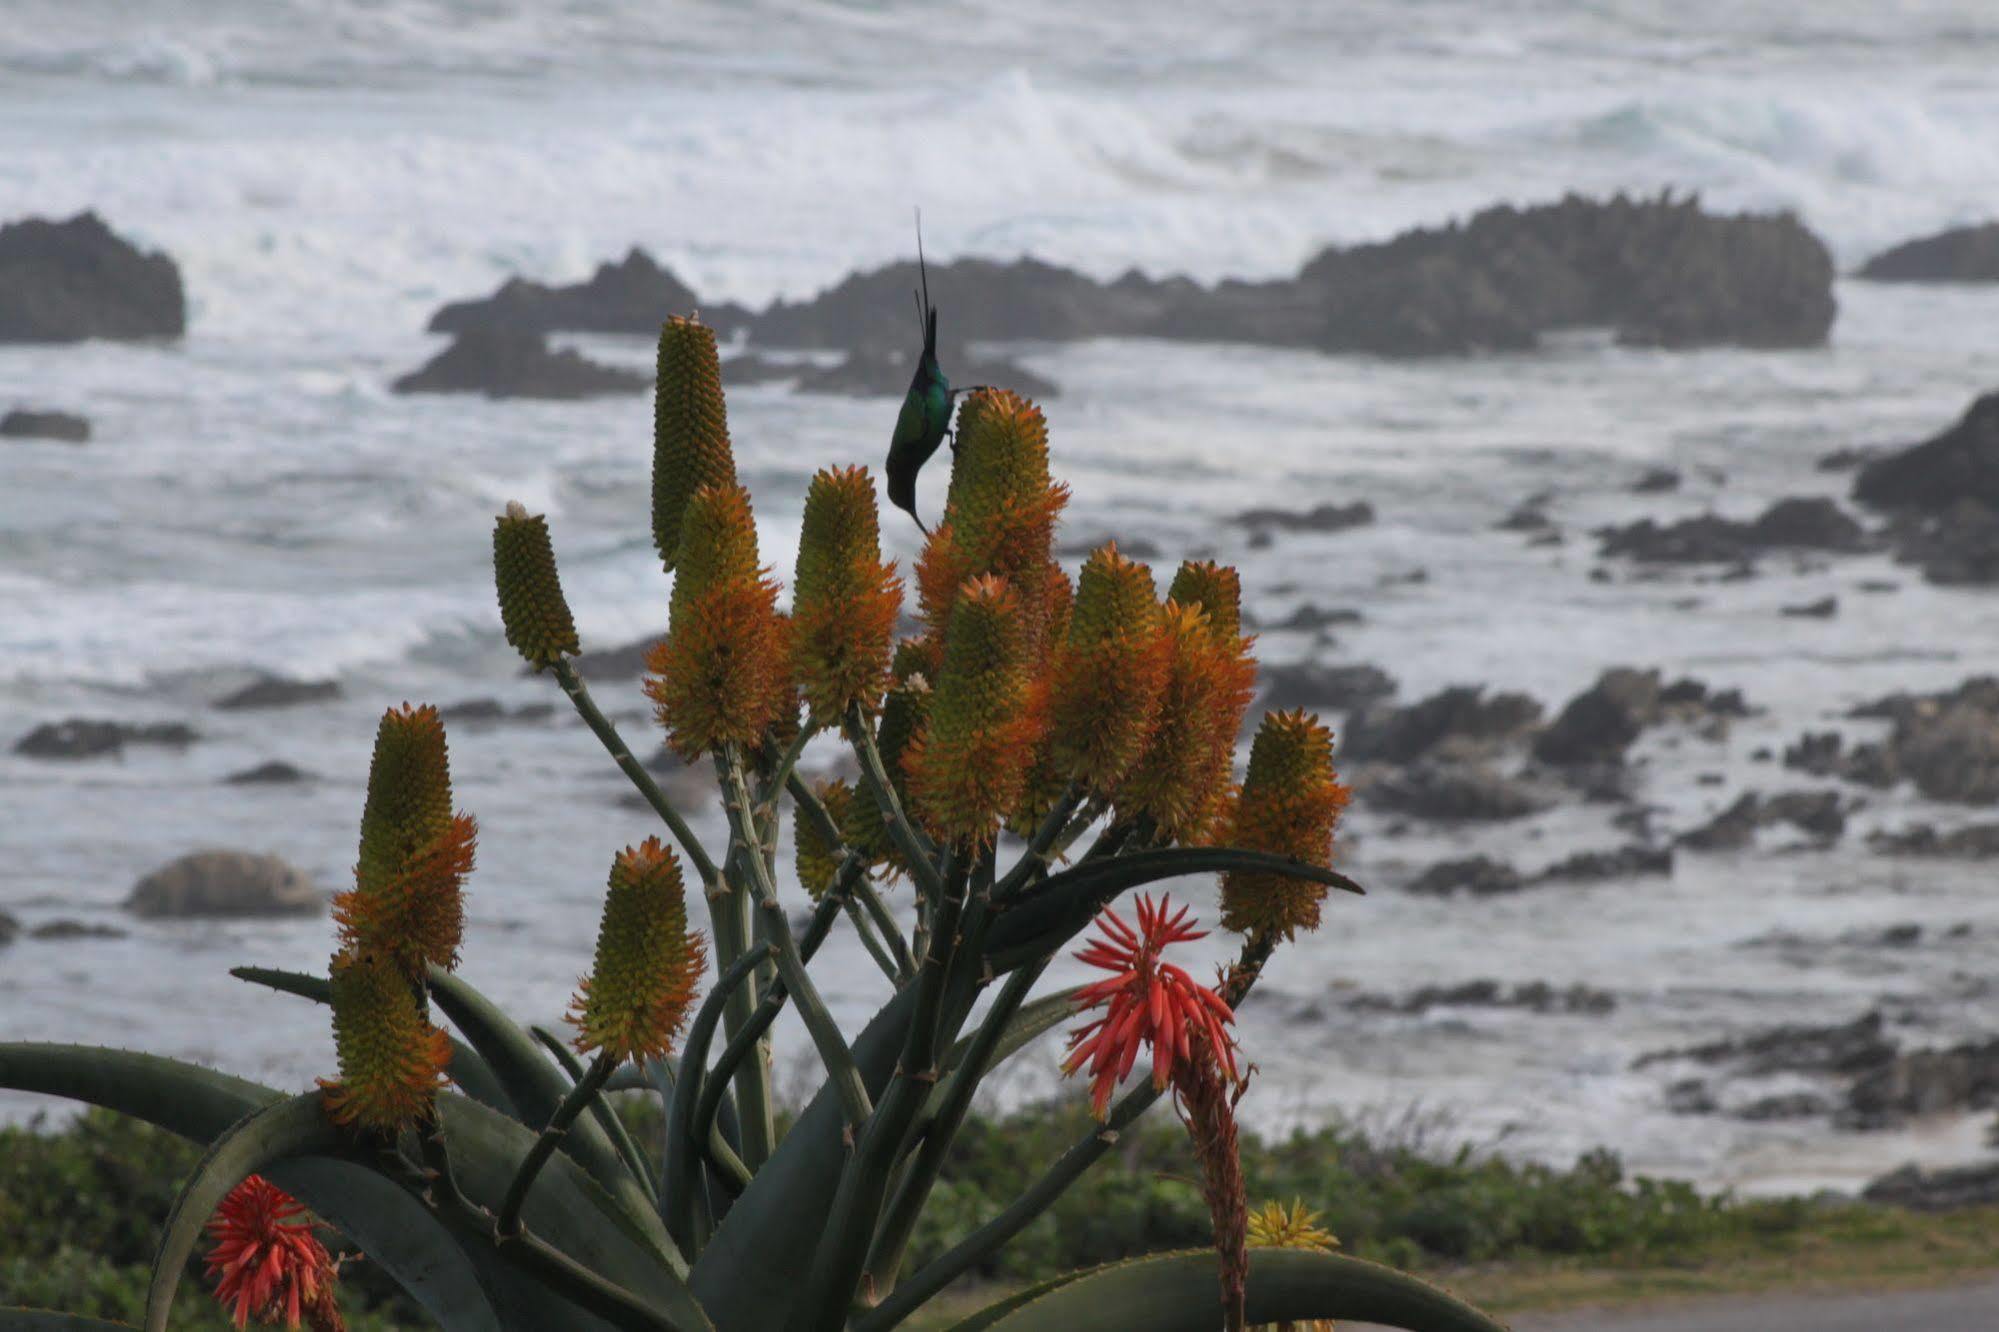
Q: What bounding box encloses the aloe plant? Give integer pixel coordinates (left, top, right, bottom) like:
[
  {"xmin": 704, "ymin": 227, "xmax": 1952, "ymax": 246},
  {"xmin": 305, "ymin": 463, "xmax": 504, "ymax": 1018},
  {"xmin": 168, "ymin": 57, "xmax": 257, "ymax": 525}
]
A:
[{"xmin": 0, "ymin": 316, "xmax": 1507, "ymax": 1332}]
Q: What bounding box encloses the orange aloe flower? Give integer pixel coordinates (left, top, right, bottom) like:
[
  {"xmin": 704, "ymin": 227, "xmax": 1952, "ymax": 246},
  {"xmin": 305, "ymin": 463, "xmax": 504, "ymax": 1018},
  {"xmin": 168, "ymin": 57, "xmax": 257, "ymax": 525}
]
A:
[
  {"xmin": 1062, "ymin": 893, "xmax": 1237, "ymax": 1117},
  {"xmin": 204, "ymin": 1175, "xmax": 345, "ymax": 1332}
]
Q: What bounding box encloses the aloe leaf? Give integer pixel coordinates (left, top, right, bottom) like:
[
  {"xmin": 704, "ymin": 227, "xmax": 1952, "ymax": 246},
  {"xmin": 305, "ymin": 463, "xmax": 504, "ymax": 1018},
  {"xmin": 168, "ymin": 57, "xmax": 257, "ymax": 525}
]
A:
[
  {"xmin": 142, "ymin": 1092, "xmax": 350, "ymax": 1331},
  {"xmin": 231, "ymin": 965, "xmax": 518, "ymax": 1118},
  {"xmin": 0, "ymin": 1314, "xmax": 139, "ymax": 1330},
  {"xmin": 435, "ymin": 1093, "xmax": 713, "ymax": 1329},
  {"xmin": 427, "ymin": 968, "xmax": 672, "ymax": 1259},
  {"xmin": 0, "ymin": 1044, "xmax": 529, "ymax": 1331},
  {"xmin": 689, "ymin": 987, "xmax": 913, "ymax": 1330},
  {"xmin": 951, "ymin": 1249, "xmax": 1507, "ymax": 1332}
]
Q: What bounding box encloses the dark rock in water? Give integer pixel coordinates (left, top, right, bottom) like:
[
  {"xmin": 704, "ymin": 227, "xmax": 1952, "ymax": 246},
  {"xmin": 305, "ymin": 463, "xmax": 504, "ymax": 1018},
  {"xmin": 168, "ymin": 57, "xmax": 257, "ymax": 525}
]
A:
[
  {"xmin": 1783, "ymin": 731, "xmax": 1897, "ymax": 788},
  {"xmin": 743, "ymin": 192, "xmax": 1835, "ymax": 360},
  {"xmin": 1679, "ymin": 789, "xmax": 1848, "ymax": 849},
  {"xmin": 1, "ymin": 408, "xmax": 90, "ymax": 442},
  {"xmin": 0, "ymin": 212, "xmax": 186, "ymax": 343},
  {"xmin": 124, "ymin": 850, "xmax": 322, "ymax": 918},
  {"xmin": 215, "ymin": 675, "xmax": 341, "ymax": 710},
  {"xmin": 1536, "ymin": 843, "xmax": 1673, "ymax": 883},
  {"xmin": 1351, "ymin": 978, "xmax": 1616, "ymax": 1017},
  {"xmin": 1853, "ymin": 392, "xmax": 1999, "ymax": 515},
  {"xmin": 1868, "ymin": 822, "xmax": 1999, "ymax": 859},
  {"xmin": 566, "ymin": 633, "xmax": 664, "ymax": 681},
  {"xmin": 1781, "ymin": 595, "xmax": 1838, "ymax": 618},
  {"xmin": 1533, "ymin": 667, "xmax": 1660, "ymax": 766},
  {"xmin": 1817, "ymin": 445, "xmax": 1884, "ymax": 473},
  {"xmin": 791, "ymin": 344, "xmax": 1058, "ymax": 400},
  {"xmin": 1632, "ymin": 467, "xmax": 1680, "ymax": 494},
  {"xmin": 1844, "ymin": 677, "xmax": 1999, "ymax": 803},
  {"xmin": 394, "ymin": 328, "xmax": 649, "ymax": 399},
  {"xmin": 1234, "ymin": 500, "xmax": 1375, "ymax": 535},
  {"xmin": 1363, "ymin": 762, "xmax": 1554, "ymax": 822},
  {"xmin": 1858, "ymin": 222, "xmax": 1999, "ymax": 283},
  {"xmin": 225, "ymin": 760, "xmax": 312, "ymax": 785},
  {"xmin": 0, "ymin": 910, "xmax": 15, "ymax": 945},
  {"xmin": 1057, "ymin": 534, "xmax": 1163, "ymax": 561},
  {"xmin": 1864, "ymin": 1161, "xmax": 1999, "ymax": 1211},
  {"xmin": 1736, "ymin": 1092, "xmax": 1831, "ymax": 1121},
  {"xmin": 1841, "ymin": 1036, "xmax": 1999, "ymax": 1129},
  {"xmin": 30, "ymin": 919, "xmax": 127, "ymax": 941},
  {"xmin": 1343, "ymin": 686, "xmax": 1542, "ymax": 764},
  {"xmin": 1403, "ymin": 855, "xmax": 1525, "ymax": 896},
  {"xmin": 1267, "ymin": 603, "xmax": 1362, "ymax": 632},
  {"xmin": 14, "ymin": 717, "xmax": 197, "ymax": 759},
  {"xmin": 1658, "ymin": 677, "xmax": 1751, "ymax": 718},
  {"xmin": 438, "ymin": 698, "xmax": 556, "ymax": 725},
  {"xmin": 429, "ymin": 249, "xmax": 700, "ymax": 335},
  {"xmin": 1636, "ymin": 1010, "xmax": 1894, "ymax": 1077},
  {"xmin": 1595, "ymin": 497, "xmax": 1866, "ymax": 564},
  {"xmin": 1881, "ymin": 499, "xmax": 1999, "ymax": 586},
  {"xmin": 1665, "ymin": 1079, "xmax": 1718, "ymax": 1116},
  {"xmin": 1496, "ymin": 502, "xmax": 1554, "ymax": 532},
  {"xmin": 1258, "ymin": 661, "xmax": 1397, "ymax": 713}
]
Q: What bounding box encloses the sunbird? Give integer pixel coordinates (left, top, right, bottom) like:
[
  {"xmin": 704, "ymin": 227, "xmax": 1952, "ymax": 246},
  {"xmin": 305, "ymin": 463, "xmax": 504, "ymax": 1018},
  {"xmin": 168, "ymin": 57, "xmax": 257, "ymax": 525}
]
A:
[{"xmin": 886, "ymin": 213, "xmax": 983, "ymax": 535}]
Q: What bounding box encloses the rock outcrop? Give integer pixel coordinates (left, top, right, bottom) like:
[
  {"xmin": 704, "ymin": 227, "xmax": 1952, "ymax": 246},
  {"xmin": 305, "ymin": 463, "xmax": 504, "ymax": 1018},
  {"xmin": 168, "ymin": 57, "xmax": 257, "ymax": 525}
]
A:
[
  {"xmin": 1, "ymin": 408, "xmax": 90, "ymax": 442},
  {"xmin": 0, "ymin": 212, "xmax": 185, "ymax": 343},
  {"xmin": 1595, "ymin": 497, "xmax": 1866, "ymax": 564},
  {"xmin": 1859, "ymin": 223, "xmax": 1999, "ymax": 283},
  {"xmin": 1852, "ymin": 393, "xmax": 1999, "ymax": 585},
  {"xmin": 430, "ymin": 249, "xmax": 701, "ymax": 335},
  {"xmin": 422, "ymin": 192, "xmax": 1837, "ymax": 369},
  {"xmin": 394, "ymin": 328, "xmax": 648, "ymax": 399},
  {"xmin": 13, "ymin": 718, "xmax": 197, "ymax": 759},
  {"xmin": 124, "ymin": 850, "xmax": 322, "ymax": 918}
]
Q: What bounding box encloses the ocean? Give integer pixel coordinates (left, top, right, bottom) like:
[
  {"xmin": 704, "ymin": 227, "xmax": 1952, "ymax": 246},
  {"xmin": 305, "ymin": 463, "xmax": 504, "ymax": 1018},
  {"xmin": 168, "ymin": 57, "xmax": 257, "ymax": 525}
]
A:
[{"xmin": 3, "ymin": 0, "xmax": 1999, "ymax": 1195}]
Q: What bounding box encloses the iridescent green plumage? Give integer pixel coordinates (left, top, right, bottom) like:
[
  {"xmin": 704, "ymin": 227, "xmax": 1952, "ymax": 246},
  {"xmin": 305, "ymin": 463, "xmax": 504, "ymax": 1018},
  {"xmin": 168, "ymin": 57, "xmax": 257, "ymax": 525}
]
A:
[{"xmin": 887, "ymin": 218, "xmax": 953, "ymax": 533}]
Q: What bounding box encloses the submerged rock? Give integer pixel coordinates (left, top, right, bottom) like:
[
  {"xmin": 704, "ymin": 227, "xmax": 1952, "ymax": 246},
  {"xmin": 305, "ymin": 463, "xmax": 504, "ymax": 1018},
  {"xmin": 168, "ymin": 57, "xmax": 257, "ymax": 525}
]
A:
[
  {"xmin": 1868, "ymin": 822, "xmax": 1999, "ymax": 859},
  {"xmin": 1234, "ymin": 501, "xmax": 1376, "ymax": 535},
  {"xmin": 13, "ymin": 717, "xmax": 197, "ymax": 759},
  {"xmin": 1678, "ymin": 789, "xmax": 1848, "ymax": 849},
  {"xmin": 1858, "ymin": 222, "xmax": 1999, "ymax": 283},
  {"xmin": 215, "ymin": 675, "xmax": 341, "ymax": 710},
  {"xmin": 0, "ymin": 212, "xmax": 185, "ymax": 343},
  {"xmin": 1637, "ymin": 1010, "xmax": 1895, "ymax": 1077},
  {"xmin": 1403, "ymin": 855, "xmax": 1526, "ymax": 896},
  {"xmin": 1536, "ymin": 843, "xmax": 1673, "ymax": 882},
  {"xmin": 224, "ymin": 760, "xmax": 313, "ymax": 785},
  {"xmin": 1257, "ymin": 661, "xmax": 1397, "ymax": 713},
  {"xmin": 394, "ymin": 328, "xmax": 649, "ymax": 399},
  {"xmin": 1363, "ymin": 762, "xmax": 1554, "ymax": 821},
  {"xmin": 31, "ymin": 919, "xmax": 127, "ymax": 941},
  {"xmin": 1, "ymin": 408, "xmax": 90, "ymax": 442},
  {"xmin": 1351, "ymin": 978, "xmax": 1616, "ymax": 1017},
  {"xmin": 1342, "ymin": 686, "xmax": 1541, "ymax": 764},
  {"xmin": 1595, "ymin": 497, "xmax": 1866, "ymax": 564},
  {"xmin": 124, "ymin": 850, "xmax": 322, "ymax": 918}
]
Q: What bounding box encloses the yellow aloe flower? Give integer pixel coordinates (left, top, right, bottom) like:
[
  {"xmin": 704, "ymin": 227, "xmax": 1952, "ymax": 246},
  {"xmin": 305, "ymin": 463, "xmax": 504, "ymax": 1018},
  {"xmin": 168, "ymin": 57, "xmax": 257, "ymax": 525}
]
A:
[
  {"xmin": 1220, "ymin": 710, "xmax": 1351, "ymax": 940},
  {"xmin": 569, "ymin": 838, "xmax": 707, "ymax": 1063}
]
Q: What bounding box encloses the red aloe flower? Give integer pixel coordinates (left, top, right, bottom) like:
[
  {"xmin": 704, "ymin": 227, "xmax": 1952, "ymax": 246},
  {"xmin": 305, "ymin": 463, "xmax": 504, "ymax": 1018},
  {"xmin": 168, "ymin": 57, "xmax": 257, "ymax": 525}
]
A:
[
  {"xmin": 205, "ymin": 1175, "xmax": 346, "ymax": 1331},
  {"xmin": 1062, "ymin": 893, "xmax": 1237, "ymax": 1117}
]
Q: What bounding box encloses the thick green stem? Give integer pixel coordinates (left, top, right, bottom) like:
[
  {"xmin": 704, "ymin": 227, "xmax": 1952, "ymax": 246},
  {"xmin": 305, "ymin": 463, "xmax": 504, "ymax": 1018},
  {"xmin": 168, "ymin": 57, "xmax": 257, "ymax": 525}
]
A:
[
  {"xmin": 760, "ymin": 719, "xmax": 819, "ymax": 808},
  {"xmin": 691, "ymin": 890, "xmax": 845, "ymax": 1151},
  {"xmin": 856, "ymin": 931, "xmax": 1280, "ymax": 1332},
  {"xmin": 497, "ymin": 1051, "xmax": 616, "ymax": 1238},
  {"xmin": 724, "ymin": 747, "xmax": 872, "ymax": 1128},
  {"xmin": 550, "ymin": 659, "xmax": 718, "ymax": 887},
  {"xmin": 664, "ymin": 947, "xmax": 766, "ymax": 1255},
  {"xmin": 992, "ymin": 784, "xmax": 1085, "ymax": 901},
  {"xmin": 864, "ymin": 955, "xmax": 1049, "ymax": 1296},
  {"xmin": 844, "ymin": 899, "xmax": 903, "ymax": 983},
  {"xmin": 787, "ymin": 856, "xmax": 966, "ymax": 1331},
  {"xmin": 530, "ymin": 1025, "xmax": 659, "ymax": 1207}
]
